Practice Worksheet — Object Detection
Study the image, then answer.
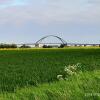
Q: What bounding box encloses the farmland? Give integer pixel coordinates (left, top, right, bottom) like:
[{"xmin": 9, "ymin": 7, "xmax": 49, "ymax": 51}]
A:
[{"xmin": 0, "ymin": 48, "xmax": 100, "ymax": 99}]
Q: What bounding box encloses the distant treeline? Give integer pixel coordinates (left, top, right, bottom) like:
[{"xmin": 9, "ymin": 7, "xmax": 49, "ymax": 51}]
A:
[
  {"xmin": 0, "ymin": 44, "xmax": 31, "ymax": 48},
  {"xmin": 0, "ymin": 44, "xmax": 17, "ymax": 48},
  {"xmin": 43, "ymin": 44, "xmax": 65, "ymax": 48},
  {"xmin": 0, "ymin": 44, "xmax": 65, "ymax": 48}
]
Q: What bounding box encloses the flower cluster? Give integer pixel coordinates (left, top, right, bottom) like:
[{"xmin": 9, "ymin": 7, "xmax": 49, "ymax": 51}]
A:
[
  {"xmin": 57, "ymin": 75, "xmax": 63, "ymax": 80},
  {"xmin": 57, "ymin": 63, "xmax": 82, "ymax": 80}
]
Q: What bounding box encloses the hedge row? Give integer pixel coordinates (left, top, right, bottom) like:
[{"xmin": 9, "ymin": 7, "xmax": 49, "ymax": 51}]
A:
[
  {"xmin": 0, "ymin": 44, "xmax": 17, "ymax": 48},
  {"xmin": 43, "ymin": 44, "xmax": 65, "ymax": 48}
]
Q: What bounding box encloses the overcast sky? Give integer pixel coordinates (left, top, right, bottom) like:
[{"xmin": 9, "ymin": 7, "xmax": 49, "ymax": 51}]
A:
[{"xmin": 0, "ymin": 0, "xmax": 100, "ymax": 43}]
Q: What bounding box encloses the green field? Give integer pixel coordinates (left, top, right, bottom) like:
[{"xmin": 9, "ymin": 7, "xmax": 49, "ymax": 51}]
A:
[{"xmin": 0, "ymin": 48, "xmax": 100, "ymax": 99}]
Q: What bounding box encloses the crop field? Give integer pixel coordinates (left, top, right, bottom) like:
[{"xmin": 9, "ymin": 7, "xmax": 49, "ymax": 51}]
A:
[{"xmin": 0, "ymin": 48, "xmax": 100, "ymax": 99}]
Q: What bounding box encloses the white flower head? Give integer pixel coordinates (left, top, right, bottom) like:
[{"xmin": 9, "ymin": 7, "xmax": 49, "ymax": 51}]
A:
[{"xmin": 57, "ymin": 75, "xmax": 63, "ymax": 80}]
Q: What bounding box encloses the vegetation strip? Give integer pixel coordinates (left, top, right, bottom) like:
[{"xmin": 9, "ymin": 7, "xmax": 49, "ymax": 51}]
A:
[{"xmin": 0, "ymin": 48, "xmax": 99, "ymax": 99}]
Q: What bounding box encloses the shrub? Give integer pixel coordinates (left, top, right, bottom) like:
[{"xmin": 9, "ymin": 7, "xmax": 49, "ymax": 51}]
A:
[
  {"xmin": 10, "ymin": 44, "xmax": 17, "ymax": 48},
  {"xmin": 43, "ymin": 45, "xmax": 52, "ymax": 48},
  {"xmin": 20, "ymin": 44, "xmax": 31, "ymax": 48},
  {"xmin": 43, "ymin": 45, "xmax": 48, "ymax": 48},
  {"xmin": 59, "ymin": 44, "xmax": 65, "ymax": 48}
]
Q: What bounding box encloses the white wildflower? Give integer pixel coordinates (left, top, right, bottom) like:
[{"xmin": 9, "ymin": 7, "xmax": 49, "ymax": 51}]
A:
[
  {"xmin": 64, "ymin": 66, "xmax": 68, "ymax": 72},
  {"xmin": 66, "ymin": 68, "xmax": 75, "ymax": 76},
  {"xmin": 57, "ymin": 75, "xmax": 63, "ymax": 80},
  {"xmin": 68, "ymin": 65, "xmax": 77, "ymax": 72},
  {"xmin": 57, "ymin": 63, "xmax": 82, "ymax": 81}
]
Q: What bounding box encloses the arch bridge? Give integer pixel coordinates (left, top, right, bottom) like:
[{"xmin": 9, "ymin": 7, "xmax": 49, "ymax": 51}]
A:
[{"xmin": 35, "ymin": 35, "xmax": 67, "ymax": 47}]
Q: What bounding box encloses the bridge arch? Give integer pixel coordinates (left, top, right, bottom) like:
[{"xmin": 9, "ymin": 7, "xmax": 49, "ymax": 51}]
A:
[{"xmin": 35, "ymin": 35, "xmax": 67, "ymax": 47}]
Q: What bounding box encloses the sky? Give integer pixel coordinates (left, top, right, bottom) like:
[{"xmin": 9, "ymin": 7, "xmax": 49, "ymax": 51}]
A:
[{"xmin": 0, "ymin": 0, "xmax": 100, "ymax": 44}]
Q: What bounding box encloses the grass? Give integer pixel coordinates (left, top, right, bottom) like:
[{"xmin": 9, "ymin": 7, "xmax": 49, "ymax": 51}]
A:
[
  {"xmin": 0, "ymin": 48, "xmax": 99, "ymax": 99},
  {"xmin": 0, "ymin": 70, "xmax": 100, "ymax": 100}
]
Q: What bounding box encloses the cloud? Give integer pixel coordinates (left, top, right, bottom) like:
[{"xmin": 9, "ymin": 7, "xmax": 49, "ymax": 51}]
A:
[
  {"xmin": 0, "ymin": 0, "xmax": 27, "ymax": 8},
  {"xmin": 0, "ymin": 0, "xmax": 100, "ymax": 26},
  {"xmin": 0, "ymin": 0, "xmax": 13, "ymax": 4},
  {"xmin": 88, "ymin": 0, "xmax": 100, "ymax": 4},
  {"xmin": 0, "ymin": 0, "xmax": 10, "ymax": 3}
]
